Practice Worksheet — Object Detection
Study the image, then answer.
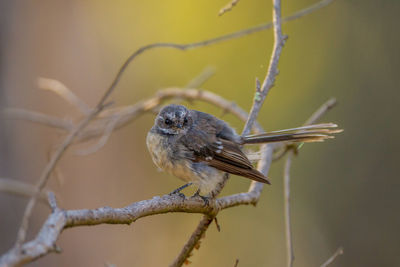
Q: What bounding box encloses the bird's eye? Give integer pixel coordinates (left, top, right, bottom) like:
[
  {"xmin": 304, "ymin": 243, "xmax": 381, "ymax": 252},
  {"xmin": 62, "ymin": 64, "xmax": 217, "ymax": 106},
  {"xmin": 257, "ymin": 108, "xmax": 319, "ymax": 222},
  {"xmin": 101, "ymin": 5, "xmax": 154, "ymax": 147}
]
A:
[
  {"xmin": 183, "ymin": 118, "xmax": 188, "ymax": 124},
  {"xmin": 165, "ymin": 118, "xmax": 172, "ymax": 125}
]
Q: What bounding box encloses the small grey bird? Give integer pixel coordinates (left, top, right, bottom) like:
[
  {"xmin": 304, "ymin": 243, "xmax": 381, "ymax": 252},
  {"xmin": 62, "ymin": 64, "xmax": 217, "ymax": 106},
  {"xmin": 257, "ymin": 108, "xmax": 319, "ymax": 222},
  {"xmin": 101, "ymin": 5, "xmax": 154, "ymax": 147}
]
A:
[{"xmin": 147, "ymin": 104, "xmax": 340, "ymax": 198}]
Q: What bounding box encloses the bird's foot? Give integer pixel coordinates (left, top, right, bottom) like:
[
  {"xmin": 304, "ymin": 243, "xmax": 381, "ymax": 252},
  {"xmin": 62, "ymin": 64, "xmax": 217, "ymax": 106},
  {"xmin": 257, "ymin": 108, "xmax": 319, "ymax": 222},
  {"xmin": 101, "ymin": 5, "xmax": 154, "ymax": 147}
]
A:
[
  {"xmin": 169, "ymin": 183, "xmax": 192, "ymax": 199},
  {"xmin": 191, "ymin": 189, "xmax": 210, "ymax": 206}
]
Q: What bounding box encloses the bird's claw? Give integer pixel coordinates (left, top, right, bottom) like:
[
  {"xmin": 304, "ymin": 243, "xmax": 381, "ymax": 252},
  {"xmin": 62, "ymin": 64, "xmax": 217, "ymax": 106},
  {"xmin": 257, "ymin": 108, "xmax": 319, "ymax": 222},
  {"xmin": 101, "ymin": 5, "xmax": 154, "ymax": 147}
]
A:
[
  {"xmin": 191, "ymin": 190, "xmax": 210, "ymax": 206},
  {"xmin": 168, "ymin": 190, "xmax": 186, "ymax": 199}
]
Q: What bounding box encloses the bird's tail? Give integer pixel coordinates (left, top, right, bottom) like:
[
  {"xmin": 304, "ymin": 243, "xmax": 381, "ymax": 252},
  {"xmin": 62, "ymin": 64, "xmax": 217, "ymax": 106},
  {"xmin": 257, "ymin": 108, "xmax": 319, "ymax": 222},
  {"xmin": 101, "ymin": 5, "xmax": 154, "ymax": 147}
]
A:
[{"xmin": 241, "ymin": 123, "xmax": 342, "ymax": 144}]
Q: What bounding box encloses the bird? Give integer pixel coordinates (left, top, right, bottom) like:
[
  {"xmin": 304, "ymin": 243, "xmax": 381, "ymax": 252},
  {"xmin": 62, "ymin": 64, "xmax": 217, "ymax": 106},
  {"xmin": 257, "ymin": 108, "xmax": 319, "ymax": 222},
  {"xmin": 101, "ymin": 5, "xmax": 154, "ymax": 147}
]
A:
[{"xmin": 146, "ymin": 104, "xmax": 340, "ymax": 200}]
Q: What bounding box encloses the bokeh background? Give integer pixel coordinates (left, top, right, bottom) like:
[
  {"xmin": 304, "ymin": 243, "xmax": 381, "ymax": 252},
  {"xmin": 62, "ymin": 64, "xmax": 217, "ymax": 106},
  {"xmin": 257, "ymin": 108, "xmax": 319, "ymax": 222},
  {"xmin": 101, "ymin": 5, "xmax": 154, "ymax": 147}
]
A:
[{"xmin": 1, "ymin": 0, "xmax": 399, "ymax": 266}]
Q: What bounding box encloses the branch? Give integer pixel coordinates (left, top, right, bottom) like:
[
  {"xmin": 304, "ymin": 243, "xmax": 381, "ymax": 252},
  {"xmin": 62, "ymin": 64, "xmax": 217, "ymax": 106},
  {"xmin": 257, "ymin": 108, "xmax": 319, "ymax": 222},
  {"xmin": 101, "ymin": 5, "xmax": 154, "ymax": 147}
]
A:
[
  {"xmin": 304, "ymin": 98, "xmax": 337, "ymax": 125},
  {"xmin": 0, "ymin": 188, "xmax": 280, "ymax": 267},
  {"xmin": 282, "ymin": 97, "xmax": 338, "ymax": 267},
  {"xmin": 0, "ymin": 178, "xmax": 48, "ymax": 202},
  {"xmin": 320, "ymin": 247, "xmax": 343, "ymax": 267},
  {"xmin": 242, "ymin": 0, "xmax": 285, "ymax": 137},
  {"xmin": 38, "ymin": 78, "xmax": 91, "ymax": 115},
  {"xmin": 171, "ymin": 0, "xmax": 286, "ymax": 265},
  {"xmin": 282, "ymin": 98, "xmax": 337, "ymax": 267},
  {"xmin": 219, "ymin": 0, "xmax": 241, "ymax": 16},
  {"xmin": 272, "ymin": 97, "xmax": 338, "ymax": 161},
  {"xmin": 3, "ymin": 108, "xmax": 73, "ymax": 131},
  {"xmin": 284, "ymin": 152, "xmax": 294, "ymax": 267}
]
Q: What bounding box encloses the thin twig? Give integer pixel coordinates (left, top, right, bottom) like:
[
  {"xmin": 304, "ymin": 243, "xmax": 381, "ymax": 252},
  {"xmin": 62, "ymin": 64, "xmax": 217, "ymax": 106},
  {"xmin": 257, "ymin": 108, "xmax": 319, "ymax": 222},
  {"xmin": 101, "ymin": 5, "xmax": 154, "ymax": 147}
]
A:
[
  {"xmin": 170, "ymin": 216, "xmax": 214, "ymax": 267},
  {"xmin": 75, "ymin": 114, "xmax": 121, "ymax": 156},
  {"xmin": 38, "ymin": 78, "xmax": 91, "ymax": 115},
  {"xmin": 184, "ymin": 67, "xmax": 216, "ymax": 88},
  {"xmin": 242, "ymin": 0, "xmax": 285, "ymax": 137},
  {"xmin": 219, "ymin": 0, "xmax": 241, "ymax": 16},
  {"xmin": 320, "ymin": 247, "xmax": 343, "ymax": 267},
  {"xmin": 0, "ymin": 178, "xmax": 48, "ymax": 202},
  {"xmin": 304, "ymin": 98, "xmax": 337, "ymax": 125},
  {"xmin": 3, "ymin": 108, "xmax": 74, "ymax": 131},
  {"xmin": 284, "ymin": 152, "xmax": 294, "ymax": 267},
  {"xmin": 281, "ymin": 97, "xmax": 339, "ymax": 267},
  {"xmin": 271, "ymin": 97, "xmax": 338, "ymax": 161}
]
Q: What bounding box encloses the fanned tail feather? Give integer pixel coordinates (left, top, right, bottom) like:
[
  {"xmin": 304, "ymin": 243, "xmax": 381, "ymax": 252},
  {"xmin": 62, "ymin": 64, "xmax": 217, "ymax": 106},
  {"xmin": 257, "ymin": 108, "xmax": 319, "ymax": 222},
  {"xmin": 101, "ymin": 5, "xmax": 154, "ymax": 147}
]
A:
[{"xmin": 242, "ymin": 123, "xmax": 342, "ymax": 144}]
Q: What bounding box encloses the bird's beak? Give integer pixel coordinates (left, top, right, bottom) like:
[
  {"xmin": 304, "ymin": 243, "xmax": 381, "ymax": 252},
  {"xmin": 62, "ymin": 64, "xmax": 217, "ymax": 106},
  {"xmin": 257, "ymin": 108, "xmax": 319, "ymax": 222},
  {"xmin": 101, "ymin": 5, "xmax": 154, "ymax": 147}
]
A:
[{"xmin": 176, "ymin": 124, "xmax": 183, "ymax": 129}]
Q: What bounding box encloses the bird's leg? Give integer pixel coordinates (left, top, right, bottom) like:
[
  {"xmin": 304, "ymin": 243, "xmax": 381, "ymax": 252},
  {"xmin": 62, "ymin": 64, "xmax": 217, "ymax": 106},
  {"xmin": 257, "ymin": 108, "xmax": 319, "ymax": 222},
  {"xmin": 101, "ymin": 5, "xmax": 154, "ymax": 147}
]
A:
[
  {"xmin": 169, "ymin": 182, "xmax": 192, "ymax": 198},
  {"xmin": 191, "ymin": 189, "xmax": 210, "ymax": 206}
]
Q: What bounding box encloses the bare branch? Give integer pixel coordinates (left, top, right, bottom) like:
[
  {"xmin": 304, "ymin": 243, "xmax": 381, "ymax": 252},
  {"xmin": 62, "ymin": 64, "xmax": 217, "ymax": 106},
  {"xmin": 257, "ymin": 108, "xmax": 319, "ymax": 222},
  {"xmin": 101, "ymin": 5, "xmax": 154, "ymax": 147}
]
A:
[
  {"xmin": 281, "ymin": 97, "xmax": 339, "ymax": 267},
  {"xmin": 0, "ymin": 191, "xmax": 266, "ymax": 267},
  {"xmin": 38, "ymin": 78, "xmax": 91, "ymax": 115},
  {"xmin": 184, "ymin": 67, "xmax": 216, "ymax": 88},
  {"xmin": 3, "ymin": 108, "xmax": 73, "ymax": 131},
  {"xmin": 242, "ymin": 0, "xmax": 285, "ymax": 137},
  {"xmin": 15, "ymin": 104, "xmax": 106, "ymax": 246},
  {"xmin": 75, "ymin": 114, "xmax": 121, "ymax": 156},
  {"xmin": 219, "ymin": 0, "xmax": 241, "ymax": 16},
  {"xmin": 272, "ymin": 97, "xmax": 339, "ymax": 161},
  {"xmin": 46, "ymin": 192, "xmax": 58, "ymax": 212},
  {"xmin": 170, "ymin": 216, "xmax": 214, "ymax": 267},
  {"xmin": 320, "ymin": 247, "xmax": 344, "ymax": 267},
  {"xmin": 0, "ymin": 178, "xmax": 48, "ymax": 202},
  {"xmin": 304, "ymin": 98, "xmax": 337, "ymax": 125},
  {"xmin": 284, "ymin": 152, "xmax": 294, "ymax": 267}
]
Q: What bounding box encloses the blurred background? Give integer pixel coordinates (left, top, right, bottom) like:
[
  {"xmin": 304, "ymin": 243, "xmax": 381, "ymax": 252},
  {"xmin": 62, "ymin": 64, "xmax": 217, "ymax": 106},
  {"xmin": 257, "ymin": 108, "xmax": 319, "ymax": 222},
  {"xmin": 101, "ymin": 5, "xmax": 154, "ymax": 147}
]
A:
[{"xmin": 0, "ymin": 0, "xmax": 399, "ymax": 266}]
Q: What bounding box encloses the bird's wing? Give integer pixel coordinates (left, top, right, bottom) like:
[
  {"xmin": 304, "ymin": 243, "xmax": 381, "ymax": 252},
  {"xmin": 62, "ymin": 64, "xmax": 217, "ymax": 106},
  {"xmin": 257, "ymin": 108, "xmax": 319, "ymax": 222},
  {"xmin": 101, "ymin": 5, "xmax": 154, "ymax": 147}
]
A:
[{"xmin": 181, "ymin": 130, "xmax": 270, "ymax": 184}]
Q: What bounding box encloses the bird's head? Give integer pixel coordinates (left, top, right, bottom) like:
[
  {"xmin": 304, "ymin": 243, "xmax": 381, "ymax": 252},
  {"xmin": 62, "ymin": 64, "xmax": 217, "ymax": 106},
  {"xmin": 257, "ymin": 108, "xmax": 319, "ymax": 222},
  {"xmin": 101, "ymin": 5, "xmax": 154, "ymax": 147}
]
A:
[{"xmin": 154, "ymin": 104, "xmax": 193, "ymax": 135}]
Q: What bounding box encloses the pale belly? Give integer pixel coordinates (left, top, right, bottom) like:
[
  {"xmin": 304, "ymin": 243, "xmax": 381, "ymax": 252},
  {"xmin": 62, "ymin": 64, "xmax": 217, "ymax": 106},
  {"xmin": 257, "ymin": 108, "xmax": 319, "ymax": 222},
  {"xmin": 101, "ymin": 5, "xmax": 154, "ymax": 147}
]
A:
[{"xmin": 146, "ymin": 131, "xmax": 225, "ymax": 195}]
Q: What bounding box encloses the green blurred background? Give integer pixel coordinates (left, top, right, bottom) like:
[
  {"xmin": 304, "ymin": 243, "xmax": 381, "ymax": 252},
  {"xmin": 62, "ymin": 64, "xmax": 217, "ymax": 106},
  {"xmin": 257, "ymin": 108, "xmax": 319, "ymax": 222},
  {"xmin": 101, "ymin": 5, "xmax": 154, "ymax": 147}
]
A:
[{"xmin": 0, "ymin": 0, "xmax": 399, "ymax": 266}]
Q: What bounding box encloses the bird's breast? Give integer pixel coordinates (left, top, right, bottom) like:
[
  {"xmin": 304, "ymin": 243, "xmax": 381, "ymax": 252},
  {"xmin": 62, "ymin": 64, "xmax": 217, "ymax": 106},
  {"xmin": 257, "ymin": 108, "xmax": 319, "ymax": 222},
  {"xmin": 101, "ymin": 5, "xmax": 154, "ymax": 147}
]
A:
[{"xmin": 146, "ymin": 131, "xmax": 194, "ymax": 182}]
